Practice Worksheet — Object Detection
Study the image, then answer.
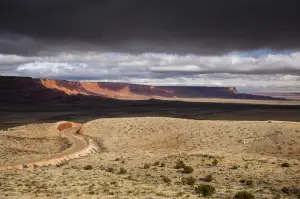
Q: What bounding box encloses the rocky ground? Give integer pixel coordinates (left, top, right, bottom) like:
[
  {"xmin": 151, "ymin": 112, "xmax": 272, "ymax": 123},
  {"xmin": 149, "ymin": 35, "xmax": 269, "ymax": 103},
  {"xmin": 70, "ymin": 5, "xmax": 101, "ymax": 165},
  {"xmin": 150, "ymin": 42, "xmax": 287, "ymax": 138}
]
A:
[{"xmin": 0, "ymin": 117, "xmax": 300, "ymax": 198}]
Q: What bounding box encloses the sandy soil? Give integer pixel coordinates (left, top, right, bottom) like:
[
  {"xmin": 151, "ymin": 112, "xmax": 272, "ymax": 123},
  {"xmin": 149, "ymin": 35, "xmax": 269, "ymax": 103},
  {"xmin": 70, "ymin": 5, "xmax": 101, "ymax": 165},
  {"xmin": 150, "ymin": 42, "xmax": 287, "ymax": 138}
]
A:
[
  {"xmin": 0, "ymin": 117, "xmax": 300, "ymax": 198},
  {"xmin": 0, "ymin": 123, "xmax": 69, "ymax": 165}
]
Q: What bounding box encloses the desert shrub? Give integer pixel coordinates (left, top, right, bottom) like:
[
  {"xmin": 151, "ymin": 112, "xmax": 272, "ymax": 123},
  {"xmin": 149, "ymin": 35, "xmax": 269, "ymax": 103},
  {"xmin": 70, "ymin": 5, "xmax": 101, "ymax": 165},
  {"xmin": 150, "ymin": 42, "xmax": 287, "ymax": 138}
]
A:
[
  {"xmin": 195, "ymin": 184, "xmax": 216, "ymax": 197},
  {"xmin": 143, "ymin": 163, "xmax": 150, "ymax": 169},
  {"xmin": 153, "ymin": 161, "xmax": 160, "ymax": 166},
  {"xmin": 84, "ymin": 165, "xmax": 93, "ymax": 170},
  {"xmin": 183, "ymin": 165, "xmax": 194, "ymax": 174},
  {"xmin": 160, "ymin": 162, "xmax": 166, "ymax": 167},
  {"xmin": 119, "ymin": 167, "xmax": 127, "ymax": 174},
  {"xmin": 233, "ymin": 191, "xmax": 255, "ymax": 199},
  {"xmin": 182, "ymin": 176, "xmax": 196, "ymax": 186},
  {"xmin": 107, "ymin": 167, "xmax": 114, "ymax": 172},
  {"xmin": 174, "ymin": 160, "xmax": 186, "ymax": 169},
  {"xmin": 176, "ymin": 192, "xmax": 185, "ymax": 197},
  {"xmin": 89, "ymin": 191, "xmax": 95, "ymax": 195},
  {"xmin": 273, "ymin": 194, "xmax": 281, "ymax": 199},
  {"xmin": 23, "ymin": 164, "xmax": 29, "ymax": 169},
  {"xmin": 240, "ymin": 179, "xmax": 246, "ymax": 183},
  {"xmin": 212, "ymin": 159, "xmax": 218, "ymax": 166},
  {"xmin": 162, "ymin": 175, "xmax": 171, "ymax": 183},
  {"xmin": 33, "ymin": 164, "xmax": 38, "ymax": 168},
  {"xmin": 231, "ymin": 165, "xmax": 239, "ymax": 170},
  {"xmin": 246, "ymin": 180, "xmax": 254, "ymax": 186},
  {"xmin": 115, "ymin": 158, "xmax": 120, "ymax": 161},
  {"xmin": 281, "ymin": 163, "xmax": 290, "ymax": 167},
  {"xmin": 204, "ymin": 174, "xmax": 213, "ymax": 182},
  {"xmin": 281, "ymin": 187, "xmax": 290, "ymax": 194},
  {"xmin": 281, "ymin": 187, "xmax": 300, "ymax": 197}
]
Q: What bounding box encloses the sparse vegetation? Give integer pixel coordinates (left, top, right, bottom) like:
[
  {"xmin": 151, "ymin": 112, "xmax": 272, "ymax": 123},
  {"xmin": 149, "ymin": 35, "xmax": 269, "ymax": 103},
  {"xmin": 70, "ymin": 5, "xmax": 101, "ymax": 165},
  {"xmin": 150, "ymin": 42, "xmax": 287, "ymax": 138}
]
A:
[
  {"xmin": 22, "ymin": 164, "xmax": 29, "ymax": 168},
  {"xmin": 153, "ymin": 161, "xmax": 160, "ymax": 166},
  {"xmin": 106, "ymin": 167, "xmax": 114, "ymax": 172},
  {"xmin": 182, "ymin": 176, "xmax": 196, "ymax": 186},
  {"xmin": 174, "ymin": 160, "xmax": 186, "ymax": 169},
  {"xmin": 231, "ymin": 165, "xmax": 239, "ymax": 170},
  {"xmin": 2, "ymin": 115, "xmax": 300, "ymax": 198},
  {"xmin": 281, "ymin": 187, "xmax": 289, "ymax": 194},
  {"xmin": 204, "ymin": 174, "xmax": 213, "ymax": 182},
  {"xmin": 281, "ymin": 163, "xmax": 290, "ymax": 167},
  {"xmin": 183, "ymin": 165, "xmax": 194, "ymax": 173},
  {"xmin": 281, "ymin": 187, "xmax": 300, "ymax": 198},
  {"xmin": 143, "ymin": 163, "xmax": 151, "ymax": 169},
  {"xmin": 246, "ymin": 180, "xmax": 254, "ymax": 186},
  {"xmin": 273, "ymin": 194, "xmax": 281, "ymax": 199},
  {"xmin": 233, "ymin": 191, "xmax": 255, "ymax": 199},
  {"xmin": 195, "ymin": 184, "xmax": 216, "ymax": 197},
  {"xmin": 119, "ymin": 167, "xmax": 127, "ymax": 174},
  {"xmin": 162, "ymin": 175, "xmax": 171, "ymax": 183},
  {"xmin": 212, "ymin": 159, "xmax": 218, "ymax": 166},
  {"xmin": 84, "ymin": 165, "xmax": 93, "ymax": 170}
]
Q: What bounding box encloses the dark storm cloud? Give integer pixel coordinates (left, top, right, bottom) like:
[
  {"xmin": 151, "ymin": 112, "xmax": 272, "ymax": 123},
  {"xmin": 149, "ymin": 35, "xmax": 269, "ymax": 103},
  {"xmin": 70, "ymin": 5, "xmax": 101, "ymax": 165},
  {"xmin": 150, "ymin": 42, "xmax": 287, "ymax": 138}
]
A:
[{"xmin": 1, "ymin": 0, "xmax": 300, "ymax": 55}]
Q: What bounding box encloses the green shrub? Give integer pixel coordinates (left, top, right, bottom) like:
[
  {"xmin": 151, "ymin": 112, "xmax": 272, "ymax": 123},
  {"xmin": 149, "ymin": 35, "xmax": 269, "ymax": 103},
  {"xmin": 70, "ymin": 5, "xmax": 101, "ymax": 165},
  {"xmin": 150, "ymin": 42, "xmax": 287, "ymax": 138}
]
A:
[
  {"xmin": 183, "ymin": 166, "xmax": 194, "ymax": 174},
  {"xmin": 162, "ymin": 175, "xmax": 171, "ymax": 183},
  {"xmin": 143, "ymin": 163, "xmax": 150, "ymax": 169},
  {"xmin": 195, "ymin": 184, "xmax": 216, "ymax": 197},
  {"xmin": 233, "ymin": 191, "xmax": 255, "ymax": 199},
  {"xmin": 182, "ymin": 176, "xmax": 196, "ymax": 186},
  {"xmin": 119, "ymin": 167, "xmax": 127, "ymax": 174},
  {"xmin": 174, "ymin": 160, "xmax": 186, "ymax": 169},
  {"xmin": 204, "ymin": 174, "xmax": 213, "ymax": 182},
  {"xmin": 281, "ymin": 163, "xmax": 290, "ymax": 167},
  {"xmin": 84, "ymin": 165, "xmax": 93, "ymax": 170}
]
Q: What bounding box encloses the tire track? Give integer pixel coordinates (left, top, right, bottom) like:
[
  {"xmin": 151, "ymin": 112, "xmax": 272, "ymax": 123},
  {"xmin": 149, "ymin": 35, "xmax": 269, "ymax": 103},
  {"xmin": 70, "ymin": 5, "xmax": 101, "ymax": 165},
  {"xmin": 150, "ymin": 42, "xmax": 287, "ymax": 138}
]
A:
[{"xmin": 0, "ymin": 127, "xmax": 98, "ymax": 170}]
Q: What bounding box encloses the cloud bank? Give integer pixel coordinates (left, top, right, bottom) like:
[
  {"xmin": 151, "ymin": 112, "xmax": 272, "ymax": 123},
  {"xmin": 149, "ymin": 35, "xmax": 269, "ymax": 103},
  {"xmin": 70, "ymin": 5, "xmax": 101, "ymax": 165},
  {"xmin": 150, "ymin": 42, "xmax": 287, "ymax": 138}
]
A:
[
  {"xmin": 1, "ymin": 51, "xmax": 300, "ymax": 91},
  {"xmin": 1, "ymin": 1, "xmax": 300, "ymax": 91},
  {"xmin": 1, "ymin": 0, "xmax": 300, "ymax": 55}
]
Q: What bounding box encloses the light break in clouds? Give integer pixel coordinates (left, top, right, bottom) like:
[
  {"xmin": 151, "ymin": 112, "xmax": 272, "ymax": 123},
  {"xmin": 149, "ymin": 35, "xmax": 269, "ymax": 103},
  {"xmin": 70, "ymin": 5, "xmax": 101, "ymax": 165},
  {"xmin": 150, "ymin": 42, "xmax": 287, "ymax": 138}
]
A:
[{"xmin": 1, "ymin": 51, "xmax": 300, "ymax": 92}]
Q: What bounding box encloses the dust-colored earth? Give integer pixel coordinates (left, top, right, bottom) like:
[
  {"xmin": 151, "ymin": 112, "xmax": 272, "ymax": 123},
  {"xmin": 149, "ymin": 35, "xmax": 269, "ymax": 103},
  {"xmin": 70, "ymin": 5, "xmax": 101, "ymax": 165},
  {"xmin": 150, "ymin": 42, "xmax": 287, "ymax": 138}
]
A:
[{"xmin": 0, "ymin": 117, "xmax": 300, "ymax": 198}]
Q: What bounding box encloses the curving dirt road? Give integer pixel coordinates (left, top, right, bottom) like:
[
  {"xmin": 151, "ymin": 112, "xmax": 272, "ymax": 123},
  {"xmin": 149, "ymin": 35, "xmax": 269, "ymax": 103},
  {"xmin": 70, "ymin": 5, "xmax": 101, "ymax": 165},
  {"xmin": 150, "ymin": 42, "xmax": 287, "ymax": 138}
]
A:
[{"xmin": 0, "ymin": 127, "xmax": 98, "ymax": 170}]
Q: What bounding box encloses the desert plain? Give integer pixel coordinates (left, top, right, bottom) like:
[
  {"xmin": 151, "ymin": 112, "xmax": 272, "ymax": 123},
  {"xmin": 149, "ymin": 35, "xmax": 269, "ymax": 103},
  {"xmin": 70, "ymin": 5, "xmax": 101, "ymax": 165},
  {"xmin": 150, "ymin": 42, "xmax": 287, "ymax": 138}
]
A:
[{"xmin": 0, "ymin": 115, "xmax": 300, "ymax": 199}]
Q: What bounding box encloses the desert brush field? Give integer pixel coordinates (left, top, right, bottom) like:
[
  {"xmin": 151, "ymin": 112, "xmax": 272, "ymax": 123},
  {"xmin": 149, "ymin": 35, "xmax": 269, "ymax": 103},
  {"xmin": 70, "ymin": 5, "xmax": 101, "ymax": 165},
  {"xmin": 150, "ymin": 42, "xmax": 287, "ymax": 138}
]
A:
[{"xmin": 0, "ymin": 117, "xmax": 300, "ymax": 198}]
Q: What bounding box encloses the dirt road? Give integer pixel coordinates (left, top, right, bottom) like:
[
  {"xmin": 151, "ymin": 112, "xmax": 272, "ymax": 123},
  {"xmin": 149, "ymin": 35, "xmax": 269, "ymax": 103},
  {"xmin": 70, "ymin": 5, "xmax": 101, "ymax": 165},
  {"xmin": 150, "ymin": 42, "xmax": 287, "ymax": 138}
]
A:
[{"xmin": 0, "ymin": 127, "xmax": 97, "ymax": 170}]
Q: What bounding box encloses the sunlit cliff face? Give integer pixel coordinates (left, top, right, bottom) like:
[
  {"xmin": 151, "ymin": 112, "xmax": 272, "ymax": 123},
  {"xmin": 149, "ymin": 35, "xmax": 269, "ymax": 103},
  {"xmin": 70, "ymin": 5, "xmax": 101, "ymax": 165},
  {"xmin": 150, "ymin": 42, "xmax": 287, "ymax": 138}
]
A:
[
  {"xmin": 40, "ymin": 79, "xmax": 167, "ymax": 99},
  {"xmin": 40, "ymin": 78, "xmax": 239, "ymax": 100}
]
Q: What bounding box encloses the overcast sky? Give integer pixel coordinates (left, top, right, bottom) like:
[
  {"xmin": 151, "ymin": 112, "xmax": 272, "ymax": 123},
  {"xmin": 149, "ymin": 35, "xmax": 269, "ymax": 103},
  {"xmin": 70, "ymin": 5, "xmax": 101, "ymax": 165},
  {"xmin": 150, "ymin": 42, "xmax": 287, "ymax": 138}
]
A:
[{"xmin": 1, "ymin": 0, "xmax": 300, "ymax": 91}]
